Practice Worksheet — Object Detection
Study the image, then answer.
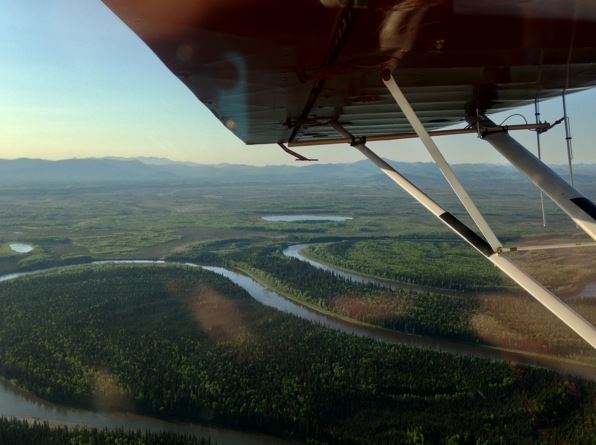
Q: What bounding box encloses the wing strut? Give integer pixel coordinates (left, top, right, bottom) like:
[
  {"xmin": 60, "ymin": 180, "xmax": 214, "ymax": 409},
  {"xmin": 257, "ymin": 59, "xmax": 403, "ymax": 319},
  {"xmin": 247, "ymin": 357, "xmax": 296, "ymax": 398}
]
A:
[
  {"xmin": 476, "ymin": 117, "xmax": 596, "ymax": 242},
  {"xmin": 331, "ymin": 121, "xmax": 596, "ymax": 350},
  {"xmin": 380, "ymin": 71, "xmax": 502, "ymax": 252}
]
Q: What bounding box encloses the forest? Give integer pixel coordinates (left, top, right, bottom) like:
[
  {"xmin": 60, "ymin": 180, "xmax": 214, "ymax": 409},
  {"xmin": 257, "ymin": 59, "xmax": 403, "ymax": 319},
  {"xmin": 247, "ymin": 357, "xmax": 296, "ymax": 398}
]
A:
[
  {"xmin": 169, "ymin": 242, "xmax": 596, "ymax": 362},
  {"xmin": 304, "ymin": 239, "xmax": 508, "ymax": 291},
  {"xmin": 222, "ymin": 245, "xmax": 481, "ymax": 340},
  {"xmin": 0, "ymin": 264, "xmax": 595, "ymax": 444},
  {"xmin": 0, "ymin": 418, "xmax": 211, "ymax": 445}
]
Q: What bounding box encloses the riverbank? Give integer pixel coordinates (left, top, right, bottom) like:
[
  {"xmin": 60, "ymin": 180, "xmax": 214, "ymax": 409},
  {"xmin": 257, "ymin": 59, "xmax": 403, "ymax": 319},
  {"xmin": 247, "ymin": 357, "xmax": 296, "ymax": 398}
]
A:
[
  {"xmin": 233, "ymin": 259, "xmax": 596, "ymax": 381},
  {"xmin": 0, "ymin": 266, "xmax": 303, "ymax": 445},
  {"xmin": 292, "ymin": 243, "xmax": 467, "ymax": 295},
  {"xmin": 0, "ymin": 261, "xmax": 587, "ymax": 444},
  {"xmin": 0, "ymin": 417, "xmax": 214, "ymax": 445},
  {"xmin": 291, "ymin": 244, "xmax": 596, "ymax": 360},
  {"xmin": 298, "ymin": 240, "xmax": 596, "ymax": 299},
  {"xmin": 2, "ymin": 260, "xmax": 596, "ymax": 381},
  {"xmin": 0, "ymin": 374, "xmax": 298, "ymax": 445}
]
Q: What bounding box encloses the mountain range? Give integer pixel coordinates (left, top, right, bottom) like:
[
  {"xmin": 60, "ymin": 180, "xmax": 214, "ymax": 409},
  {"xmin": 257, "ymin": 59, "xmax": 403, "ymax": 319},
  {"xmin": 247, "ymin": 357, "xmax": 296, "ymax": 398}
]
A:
[{"xmin": 1, "ymin": 157, "xmax": 595, "ymax": 192}]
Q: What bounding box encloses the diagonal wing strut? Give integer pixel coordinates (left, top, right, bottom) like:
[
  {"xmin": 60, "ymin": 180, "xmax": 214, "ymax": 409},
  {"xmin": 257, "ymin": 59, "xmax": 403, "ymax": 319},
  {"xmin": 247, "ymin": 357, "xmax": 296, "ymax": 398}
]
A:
[
  {"xmin": 381, "ymin": 70, "xmax": 502, "ymax": 252},
  {"xmin": 476, "ymin": 118, "xmax": 596, "ymax": 242},
  {"xmin": 331, "ymin": 121, "xmax": 596, "ymax": 350}
]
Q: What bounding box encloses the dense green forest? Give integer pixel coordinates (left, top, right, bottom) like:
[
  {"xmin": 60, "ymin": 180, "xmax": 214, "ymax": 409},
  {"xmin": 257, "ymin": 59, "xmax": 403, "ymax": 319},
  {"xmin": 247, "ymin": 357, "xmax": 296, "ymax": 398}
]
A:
[
  {"xmin": 224, "ymin": 245, "xmax": 482, "ymax": 340},
  {"xmin": 0, "ymin": 418, "xmax": 211, "ymax": 445},
  {"xmin": 0, "ymin": 264, "xmax": 595, "ymax": 444},
  {"xmin": 172, "ymin": 243, "xmax": 596, "ymax": 361},
  {"xmin": 304, "ymin": 239, "xmax": 507, "ymax": 291}
]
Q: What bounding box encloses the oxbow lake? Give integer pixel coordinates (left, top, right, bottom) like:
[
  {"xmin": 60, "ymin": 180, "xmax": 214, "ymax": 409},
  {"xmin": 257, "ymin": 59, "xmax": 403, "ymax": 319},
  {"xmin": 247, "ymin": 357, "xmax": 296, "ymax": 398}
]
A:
[{"xmin": 262, "ymin": 215, "xmax": 352, "ymax": 222}]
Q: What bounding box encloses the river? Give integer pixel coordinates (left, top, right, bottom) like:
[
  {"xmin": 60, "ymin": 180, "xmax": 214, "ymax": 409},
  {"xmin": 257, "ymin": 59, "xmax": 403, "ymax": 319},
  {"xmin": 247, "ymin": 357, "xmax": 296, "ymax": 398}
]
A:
[
  {"xmin": 0, "ymin": 256, "xmax": 595, "ymax": 441},
  {"xmin": 285, "ymin": 243, "xmax": 596, "ymax": 300},
  {"xmin": 0, "ymin": 378, "xmax": 291, "ymax": 445},
  {"xmin": 0, "ymin": 263, "xmax": 298, "ymax": 445},
  {"xmin": 280, "ymin": 244, "xmax": 596, "ymax": 379},
  {"xmin": 282, "ymin": 244, "xmax": 468, "ymax": 296}
]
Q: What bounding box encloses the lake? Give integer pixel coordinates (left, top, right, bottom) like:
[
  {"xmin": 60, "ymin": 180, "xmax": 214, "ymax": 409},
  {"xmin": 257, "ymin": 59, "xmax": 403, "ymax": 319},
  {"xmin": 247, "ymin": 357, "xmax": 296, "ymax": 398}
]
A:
[
  {"xmin": 262, "ymin": 215, "xmax": 352, "ymax": 222},
  {"xmin": 9, "ymin": 243, "xmax": 33, "ymax": 254},
  {"xmin": 577, "ymin": 281, "xmax": 596, "ymax": 299}
]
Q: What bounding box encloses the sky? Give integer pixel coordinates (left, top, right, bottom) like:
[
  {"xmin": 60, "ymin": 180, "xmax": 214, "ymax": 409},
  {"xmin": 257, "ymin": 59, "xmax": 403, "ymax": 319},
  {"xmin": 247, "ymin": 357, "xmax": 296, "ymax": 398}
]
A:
[{"xmin": 1, "ymin": 0, "xmax": 596, "ymax": 166}]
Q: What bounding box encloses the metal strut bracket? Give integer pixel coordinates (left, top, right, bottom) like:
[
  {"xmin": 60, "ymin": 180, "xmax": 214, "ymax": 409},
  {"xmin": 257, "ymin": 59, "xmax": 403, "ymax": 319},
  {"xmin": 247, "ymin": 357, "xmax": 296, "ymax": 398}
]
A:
[
  {"xmin": 476, "ymin": 117, "xmax": 596, "ymax": 242},
  {"xmin": 331, "ymin": 122, "xmax": 596, "ymax": 350},
  {"xmin": 277, "ymin": 143, "xmax": 318, "ymax": 162}
]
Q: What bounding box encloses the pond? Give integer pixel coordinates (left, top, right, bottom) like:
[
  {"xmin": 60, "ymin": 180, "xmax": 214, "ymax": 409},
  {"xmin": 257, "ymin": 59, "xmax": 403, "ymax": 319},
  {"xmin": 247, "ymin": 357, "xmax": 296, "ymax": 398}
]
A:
[
  {"xmin": 576, "ymin": 280, "xmax": 596, "ymax": 299},
  {"xmin": 9, "ymin": 243, "xmax": 33, "ymax": 254},
  {"xmin": 261, "ymin": 215, "xmax": 352, "ymax": 222}
]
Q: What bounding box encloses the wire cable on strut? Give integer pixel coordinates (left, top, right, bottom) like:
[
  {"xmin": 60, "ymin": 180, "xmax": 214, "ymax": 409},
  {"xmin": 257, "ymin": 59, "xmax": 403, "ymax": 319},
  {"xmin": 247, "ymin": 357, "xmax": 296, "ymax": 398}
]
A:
[{"xmin": 498, "ymin": 113, "xmax": 528, "ymax": 126}]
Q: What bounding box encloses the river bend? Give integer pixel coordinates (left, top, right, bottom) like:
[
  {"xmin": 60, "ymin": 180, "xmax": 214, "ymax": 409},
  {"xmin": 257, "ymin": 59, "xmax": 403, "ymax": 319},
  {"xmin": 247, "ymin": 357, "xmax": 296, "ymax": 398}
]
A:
[{"xmin": 0, "ymin": 255, "xmax": 595, "ymax": 442}]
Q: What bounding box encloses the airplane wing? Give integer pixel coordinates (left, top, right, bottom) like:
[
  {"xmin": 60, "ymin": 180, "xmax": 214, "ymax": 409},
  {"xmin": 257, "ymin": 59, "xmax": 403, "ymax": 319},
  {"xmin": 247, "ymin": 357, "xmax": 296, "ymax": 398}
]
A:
[
  {"xmin": 101, "ymin": 0, "xmax": 596, "ymax": 145},
  {"xmin": 101, "ymin": 0, "xmax": 596, "ymax": 350}
]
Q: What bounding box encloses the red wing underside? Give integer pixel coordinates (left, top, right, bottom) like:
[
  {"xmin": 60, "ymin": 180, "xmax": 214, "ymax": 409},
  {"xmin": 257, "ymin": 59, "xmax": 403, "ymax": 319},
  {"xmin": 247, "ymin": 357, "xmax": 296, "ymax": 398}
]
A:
[{"xmin": 102, "ymin": 0, "xmax": 596, "ymax": 145}]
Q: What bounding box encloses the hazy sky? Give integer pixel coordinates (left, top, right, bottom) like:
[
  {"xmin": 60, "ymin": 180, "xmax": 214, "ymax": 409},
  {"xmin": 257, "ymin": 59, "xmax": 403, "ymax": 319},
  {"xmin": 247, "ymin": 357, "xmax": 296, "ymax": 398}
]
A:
[{"xmin": 1, "ymin": 0, "xmax": 596, "ymax": 166}]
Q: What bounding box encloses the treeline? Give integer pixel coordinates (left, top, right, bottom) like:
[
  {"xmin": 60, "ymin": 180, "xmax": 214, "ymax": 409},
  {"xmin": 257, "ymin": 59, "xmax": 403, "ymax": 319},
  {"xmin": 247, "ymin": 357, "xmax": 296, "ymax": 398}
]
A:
[
  {"xmin": 306, "ymin": 239, "xmax": 507, "ymax": 291},
  {"xmin": 230, "ymin": 246, "xmax": 384, "ymax": 306},
  {"xmin": 177, "ymin": 240, "xmax": 596, "ymax": 359},
  {"xmin": 0, "ymin": 265, "xmax": 595, "ymax": 444},
  {"xmin": 0, "ymin": 418, "xmax": 211, "ymax": 445},
  {"xmin": 228, "ymin": 246, "xmax": 481, "ymax": 341}
]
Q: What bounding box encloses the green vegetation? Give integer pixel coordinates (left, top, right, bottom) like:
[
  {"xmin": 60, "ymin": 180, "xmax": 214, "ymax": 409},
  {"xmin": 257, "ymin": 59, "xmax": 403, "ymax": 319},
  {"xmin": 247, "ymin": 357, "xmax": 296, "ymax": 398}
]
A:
[
  {"xmin": 1, "ymin": 264, "xmax": 595, "ymax": 444},
  {"xmin": 172, "ymin": 243, "xmax": 596, "ymax": 363},
  {"xmin": 305, "ymin": 239, "xmax": 508, "ymax": 291},
  {"xmin": 1, "ymin": 162, "xmax": 596, "ymax": 443},
  {"xmin": 0, "ymin": 418, "xmax": 211, "ymax": 445},
  {"xmin": 3, "ymin": 173, "xmax": 595, "ymax": 362},
  {"xmin": 221, "ymin": 245, "xmax": 480, "ymax": 339},
  {"xmin": 0, "ymin": 244, "xmax": 19, "ymax": 256}
]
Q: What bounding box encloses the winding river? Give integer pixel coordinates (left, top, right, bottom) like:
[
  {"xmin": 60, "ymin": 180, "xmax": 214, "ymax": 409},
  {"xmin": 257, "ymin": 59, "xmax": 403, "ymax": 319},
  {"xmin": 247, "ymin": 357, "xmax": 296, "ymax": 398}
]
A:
[
  {"xmin": 0, "ymin": 262, "xmax": 299, "ymax": 445},
  {"xmin": 284, "ymin": 243, "xmax": 596, "ymax": 299},
  {"xmin": 0, "ymin": 377, "xmax": 291, "ymax": 445},
  {"xmin": 282, "ymin": 243, "xmax": 418, "ymax": 293},
  {"xmin": 282, "ymin": 244, "xmax": 468, "ymax": 296},
  {"xmin": 0, "ymin": 251, "xmax": 595, "ymax": 442}
]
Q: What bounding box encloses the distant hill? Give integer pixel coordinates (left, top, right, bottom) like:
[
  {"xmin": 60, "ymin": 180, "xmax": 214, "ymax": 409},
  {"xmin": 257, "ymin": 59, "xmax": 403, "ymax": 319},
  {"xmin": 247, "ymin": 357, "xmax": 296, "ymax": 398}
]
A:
[
  {"xmin": 0, "ymin": 158, "xmax": 173, "ymax": 183},
  {"xmin": 1, "ymin": 157, "xmax": 595, "ymax": 193}
]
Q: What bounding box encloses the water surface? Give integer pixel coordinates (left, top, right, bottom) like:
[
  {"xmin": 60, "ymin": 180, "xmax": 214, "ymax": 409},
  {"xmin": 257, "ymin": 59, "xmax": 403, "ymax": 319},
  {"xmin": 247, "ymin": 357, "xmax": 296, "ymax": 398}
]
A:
[
  {"xmin": 283, "ymin": 244, "xmax": 390, "ymax": 288},
  {"xmin": 0, "ymin": 257, "xmax": 594, "ymax": 439},
  {"xmin": 0, "ymin": 264, "xmax": 296, "ymax": 445},
  {"xmin": 262, "ymin": 215, "xmax": 352, "ymax": 222},
  {"xmin": 576, "ymin": 281, "xmax": 596, "ymax": 299},
  {"xmin": 0, "ymin": 378, "xmax": 291, "ymax": 445},
  {"xmin": 9, "ymin": 243, "xmax": 33, "ymax": 254},
  {"xmin": 282, "ymin": 243, "xmax": 455, "ymax": 295}
]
